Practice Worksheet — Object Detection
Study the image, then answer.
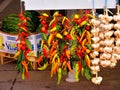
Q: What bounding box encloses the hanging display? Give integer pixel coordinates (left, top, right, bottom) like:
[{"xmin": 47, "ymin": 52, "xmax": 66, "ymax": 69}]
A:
[{"xmin": 3, "ymin": 0, "xmax": 118, "ymax": 85}]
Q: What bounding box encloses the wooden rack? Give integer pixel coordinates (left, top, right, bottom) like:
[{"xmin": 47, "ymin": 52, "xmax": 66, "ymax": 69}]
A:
[{"xmin": 0, "ymin": 52, "xmax": 16, "ymax": 64}]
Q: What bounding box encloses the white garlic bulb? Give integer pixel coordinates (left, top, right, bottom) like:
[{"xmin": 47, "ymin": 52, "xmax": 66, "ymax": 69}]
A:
[
  {"xmin": 100, "ymin": 60, "xmax": 111, "ymax": 67},
  {"xmin": 91, "ymin": 43, "xmax": 100, "ymax": 49},
  {"xmin": 98, "ymin": 14, "xmax": 104, "ymax": 20},
  {"xmin": 99, "ymin": 32, "xmax": 104, "ymax": 40},
  {"xmin": 91, "ymin": 58, "xmax": 100, "ymax": 65},
  {"xmin": 92, "ymin": 37, "xmax": 100, "ymax": 43},
  {"xmin": 104, "ymin": 31, "xmax": 114, "ymax": 38},
  {"xmin": 109, "ymin": 63, "xmax": 116, "ymax": 68},
  {"xmin": 92, "ymin": 51, "xmax": 99, "ymax": 57},
  {"xmin": 114, "ymin": 30, "xmax": 120, "ymax": 37},
  {"xmin": 91, "ymin": 76, "xmax": 103, "ymax": 85},
  {"xmin": 99, "ymin": 47, "xmax": 104, "ymax": 52},
  {"xmin": 104, "ymin": 47, "xmax": 112, "ymax": 53},
  {"xmin": 116, "ymin": 39, "xmax": 120, "ymax": 46}
]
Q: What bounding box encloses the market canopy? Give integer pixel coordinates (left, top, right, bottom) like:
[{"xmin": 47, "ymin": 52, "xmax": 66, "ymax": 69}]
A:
[{"xmin": 21, "ymin": 0, "xmax": 116, "ymax": 10}]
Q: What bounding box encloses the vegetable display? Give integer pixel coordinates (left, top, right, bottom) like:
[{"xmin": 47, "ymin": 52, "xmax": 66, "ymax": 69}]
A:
[{"xmin": 12, "ymin": 8, "xmax": 120, "ymax": 85}]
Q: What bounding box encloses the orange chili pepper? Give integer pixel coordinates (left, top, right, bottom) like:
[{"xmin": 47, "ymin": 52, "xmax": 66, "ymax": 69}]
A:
[
  {"xmin": 50, "ymin": 40, "xmax": 58, "ymax": 54},
  {"xmin": 17, "ymin": 43, "xmax": 22, "ymax": 51},
  {"xmin": 79, "ymin": 30, "xmax": 87, "ymax": 43},
  {"xmin": 65, "ymin": 49, "xmax": 70, "ymax": 60},
  {"xmin": 66, "ymin": 62, "xmax": 73, "ymax": 74},
  {"xmin": 50, "ymin": 50, "xmax": 57, "ymax": 63},
  {"xmin": 51, "ymin": 62, "xmax": 59, "ymax": 77},
  {"xmin": 86, "ymin": 31, "xmax": 91, "ymax": 44},
  {"xmin": 20, "ymin": 40, "xmax": 26, "ymax": 45},
  {"xmin": 42, "ymin": 47, "xmax": 49, "ymax": 58},
  {"xmin": 82, "ymin": 38, "xmax": 87, "ymax": 51}
]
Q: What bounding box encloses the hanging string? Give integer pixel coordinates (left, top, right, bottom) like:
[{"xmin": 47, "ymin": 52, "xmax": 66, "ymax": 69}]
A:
[
  {"xmin": 105, "ymin": 0, "xmax": 107, "ymax": 8},
  {"xmin": 116, "ymin": 0, "xmax": 119, "ymax": 5},
  {"xmin": 116, "ymin": 0, "xmax": 120, "ymax": 14},
  {"xmin": 104, "ymin": 0, "xmax": 108, "ymax": 15},
  {"xmin": 92, "ymin": 0, "xmax": 95, "ymax": 16},
  {"xmin": 92, "ymin": 0, "xmax": 95, "ymax": 9}
]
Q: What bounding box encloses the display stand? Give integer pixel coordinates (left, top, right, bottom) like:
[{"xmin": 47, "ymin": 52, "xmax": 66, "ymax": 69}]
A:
[{"xmin": 21, "ymin": 0, "xmax": 117, "ymax": 82}]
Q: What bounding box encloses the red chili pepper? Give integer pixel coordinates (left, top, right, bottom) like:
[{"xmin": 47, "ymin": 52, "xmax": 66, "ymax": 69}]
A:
[
  {"xmin": 59, "ymin": 54, "xmax": 64, "ymax": 63},
  {"xmin": 42, "ymin": 48, "xmax": 48, "ymax": 58},
  {"xmin": 38, "ymin": 56, "xmax": 43, "ymax": 66},
  {"xmin": 65, "ymin": 20, "xmax": 71, "ymax": 28},
  {"xmin": 50, "ymin": 22, "xmax": 57, "ymax": 29},
  {"xmin": 44, "ymin": 24, "xmax": 48, "ymax": 28},
  {"xmin": 25, "ymin": 71, "xmax": 29, "ymax": 79},
  {"xmin": 24, "ymin": 49, "xmax": 30, "ymax": 58},
  {"xmin": 85, "ymin": 25, "xmax": 91, "ymax": 30},
  {"xmin": 41, "ymin": 20, "xmax": 47, "ymax": 24},
  {"xmin": 77, "ymin": 16, "xmax": 87, "ymax": 25},
  {"xmin": 85, "ymin": 10, "xmax": 90, "ymax": 14},
  {"xmin": 78, "ymin": 61, "xmax": 82, "ymax": 73},
  {"xmin": 65, "ymin": 34, "xmax": 72, "ymax": 40},
  {"xmin": 21, "ymin": 32, "xmax": 29, "ymax": 37},
  {"xmin": 21, "ymin": 45, "xmax": 27, "ymax": 50}
]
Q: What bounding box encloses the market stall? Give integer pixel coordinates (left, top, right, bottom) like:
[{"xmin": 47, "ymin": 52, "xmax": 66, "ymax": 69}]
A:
[{"xmin": 1, "ymin": 0, "xmax": 119, "ymax": 85}]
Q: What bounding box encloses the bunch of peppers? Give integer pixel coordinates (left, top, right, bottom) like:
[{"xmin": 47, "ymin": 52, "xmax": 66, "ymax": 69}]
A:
[
  {"xmin": 37, "ymin": 11, "xmax": 73, "ymax": 85},
  {"xmin": 69, "ymin": 10, "xmax": 94, "ymax": 81},
  {"xmin": 37, "ymin": 11, "xmax": 94, "ymax": 84},
  {"xmin": 14, "ymin": 12, "xmax": 32, "ymax": 79},
  {"xmin": 37, "ymin": 13, "xmax": 49, "ymax": 70}
]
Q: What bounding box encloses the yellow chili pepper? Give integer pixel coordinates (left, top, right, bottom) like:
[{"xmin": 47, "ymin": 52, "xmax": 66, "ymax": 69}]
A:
[
  {"xmin": 85, "ymin": 55, "xmax": 91, "ymax": 68},
  {"xmin": 37, "ymin": 62, "xmax": 48, "ymax": 70},
  {"xmin": 56, "ymin": 33, "xmax": 63, "ymax": 39},
  {"xmin": 13, "ymin": 51, "xmax": 21, "ymax": 58}
]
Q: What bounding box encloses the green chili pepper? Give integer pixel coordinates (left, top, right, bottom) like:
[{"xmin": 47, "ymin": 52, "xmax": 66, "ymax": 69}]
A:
[
  {"xmin": 57, "ymin": 67, "xmax": 62, "ymax": 85},
  {"xmin": 75, "ymin": 63, "xmax": 79, "ymax": 82}
]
